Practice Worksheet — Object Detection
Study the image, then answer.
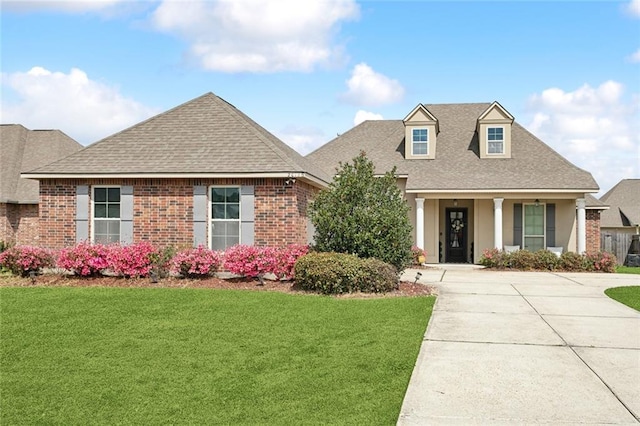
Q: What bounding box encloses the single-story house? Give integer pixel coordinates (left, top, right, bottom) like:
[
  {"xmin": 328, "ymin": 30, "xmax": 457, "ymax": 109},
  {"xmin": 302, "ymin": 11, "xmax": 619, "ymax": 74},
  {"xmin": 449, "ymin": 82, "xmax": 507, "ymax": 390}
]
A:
[
  {"xmin": 307, "ymin": 102, "xmax": 600, "ymax": 263},
  {"xmin": 599, "ymin": 179, "xmax": 640, "ymax": 262},
  {"xmin": 21, "ymin": 93, "xmax": 330, "ymax": 250},
  {"xmin": 1, "ymin": 124, "xmax": 82, "ymax": 245}
]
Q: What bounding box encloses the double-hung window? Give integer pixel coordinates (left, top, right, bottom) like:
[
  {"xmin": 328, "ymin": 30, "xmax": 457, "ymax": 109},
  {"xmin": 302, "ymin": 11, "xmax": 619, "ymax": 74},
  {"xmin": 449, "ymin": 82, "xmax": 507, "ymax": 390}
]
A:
[
  {"xmin": 412, "ymin": 128, "xmax": 428, "ymax": 156},
  {"xmin": 93, "ymin": 187, "xmax": 121, "ymax": 243},
  {"xmin": 487, "ymin": 127, "xmax": 504, "ymax": 154},
  {"xmin": 211, "ymin": 187, "xmax": 240, "ymax": 250},
  {"xmin": 523, "ymin": 204, "xmax": 545, "ymax": 251}
]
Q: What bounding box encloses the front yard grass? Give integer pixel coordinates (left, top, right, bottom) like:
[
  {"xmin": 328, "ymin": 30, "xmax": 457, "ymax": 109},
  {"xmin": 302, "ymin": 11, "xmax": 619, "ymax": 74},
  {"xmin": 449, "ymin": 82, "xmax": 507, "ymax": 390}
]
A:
[
  {"xmin": 0, "ymin": 287, "xmax": 434, "ymax": 425},
  {"xmin": 615, "ymin": 266, "xmax": 640, "ymax": 274},
  {"xmin": 605, "ymin": 286, "xmax": 640, "ymax": 312}
]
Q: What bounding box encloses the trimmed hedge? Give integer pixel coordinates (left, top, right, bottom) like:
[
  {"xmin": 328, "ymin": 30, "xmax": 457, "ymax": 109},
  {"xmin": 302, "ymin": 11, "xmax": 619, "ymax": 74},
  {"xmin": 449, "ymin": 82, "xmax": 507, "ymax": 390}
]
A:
[
  {"xmin": 480, "ymin": 248, "xmax": 616, "ymax": 273},
  {"xmin": 294, "ymin": 252, "xmax": 399, "ymax": 295}
]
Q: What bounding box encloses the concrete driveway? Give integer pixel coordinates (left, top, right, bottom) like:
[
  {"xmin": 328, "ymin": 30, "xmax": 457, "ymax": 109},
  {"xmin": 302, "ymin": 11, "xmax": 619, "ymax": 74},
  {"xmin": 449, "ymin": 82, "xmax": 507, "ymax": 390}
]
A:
[{"xmin": 398, "ymin": 268, "xmax": 640, "ymax": 425}]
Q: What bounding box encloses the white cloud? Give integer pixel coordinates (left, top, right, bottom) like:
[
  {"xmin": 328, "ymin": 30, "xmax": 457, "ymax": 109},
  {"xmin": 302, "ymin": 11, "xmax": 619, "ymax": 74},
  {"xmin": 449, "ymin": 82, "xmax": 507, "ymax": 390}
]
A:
[
  {"xmin": 341, "ymin": 63, "xmax": 404, "ymax": 107},
  {"xmin": 353, "ymin": 110, "xmax": 383, "ymax": 126},
  {"xmin": 276, "ymin": 125, "xmax": 327, "ymax": 155},
  {"xmin": 625, "ymin": 0, "xmax": 640, "ymax": 17},
  {"xmin": 527, "ymin": 81, "xmax": 640, "ymax": 195},
  {"xmin": 627, "ymin": 48, "xmax": 640, "ymax": 63},
  {"xmin": 1, "ymin": 66, "xmax": 158, "ymax": 144},
  {"xmin": 151, "ymin": 0, "xmax": 359, "ymax": 73}
]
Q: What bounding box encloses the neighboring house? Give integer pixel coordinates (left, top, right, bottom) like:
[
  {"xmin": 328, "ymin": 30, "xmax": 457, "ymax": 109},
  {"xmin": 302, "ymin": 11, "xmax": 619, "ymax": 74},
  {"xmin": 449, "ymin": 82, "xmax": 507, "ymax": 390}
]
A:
[
  {"xmin": 599, "ymin": 179, "xmax": 640, "ymax": 262},
  {"xmin": 1, "ymin": 124, "xmax": 82, "ymax": 245},
  {"xmin": 21, "ymin": 93, "xmax": 330, "ymax": 250},
  {"xmin": 307, "ymin": 102, "xmax": 599, "ymax": 263}
]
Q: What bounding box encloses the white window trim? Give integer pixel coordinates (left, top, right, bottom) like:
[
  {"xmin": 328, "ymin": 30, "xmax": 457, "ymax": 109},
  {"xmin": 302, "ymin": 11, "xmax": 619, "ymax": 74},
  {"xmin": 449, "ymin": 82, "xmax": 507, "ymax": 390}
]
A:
[
  {"xmin": 486, "ymin": 126, "xmax": 505, "ymax": 155},
  {"xmin": 411, "ymin": 127, "xmax": 429, "ymax": 156},
  {"xmin": 208, "ymin": 185, "xmax": 241, "ymax": 250},
  {"xmin": 91, "ymin": 185, "xmax": 121, "ymax": 244},
  {"xmin": 523, "ymin": 203, "xmax": 546, "ymax": 251}
]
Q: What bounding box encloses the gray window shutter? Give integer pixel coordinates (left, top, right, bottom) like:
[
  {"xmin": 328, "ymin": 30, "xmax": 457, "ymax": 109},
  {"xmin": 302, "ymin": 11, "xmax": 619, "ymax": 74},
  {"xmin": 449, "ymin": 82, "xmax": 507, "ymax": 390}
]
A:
[
  {"xmin": 546, "ymin": 203, "xmax": 556, "ymax": 247},
  {"xmin": 240, "ymin": 185, "xmax": 255, "ymax": 245},
  {"xmin": 120, "ymin": 186, "xmax": 134, "ymax": 244},
  {"xmin": 76, "ymin": 185, "xmax": 89, "ymax": 242},
  {"xmin": 513, "ymin": 203, "xmax": 522, "ymax": 247},
  {"xmin": 193, "ymin": 186, "xmax": 207, "ymax": 247}
]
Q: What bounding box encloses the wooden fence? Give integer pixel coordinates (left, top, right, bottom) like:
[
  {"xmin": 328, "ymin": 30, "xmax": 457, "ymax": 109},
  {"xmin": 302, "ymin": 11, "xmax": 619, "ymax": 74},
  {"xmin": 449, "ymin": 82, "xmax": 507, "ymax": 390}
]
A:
[{"xmin": 601, "ymin": 231, "xmax": 635, "ymax": 264}]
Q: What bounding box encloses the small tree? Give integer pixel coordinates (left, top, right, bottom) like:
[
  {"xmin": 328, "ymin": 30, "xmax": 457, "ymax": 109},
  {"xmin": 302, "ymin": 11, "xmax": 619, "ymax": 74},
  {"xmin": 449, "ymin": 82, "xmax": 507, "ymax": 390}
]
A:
[{"xmin": 310, "ymin": 152, "xmax": 413, "ymax": 270}]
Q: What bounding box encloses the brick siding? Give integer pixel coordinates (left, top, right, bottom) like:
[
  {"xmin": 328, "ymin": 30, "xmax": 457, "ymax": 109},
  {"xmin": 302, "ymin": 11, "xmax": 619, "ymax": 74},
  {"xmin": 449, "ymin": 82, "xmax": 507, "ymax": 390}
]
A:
[
  {"xmin": 0, "ymin": 203, "xmax": 40, "ymax": 246},
  {"xmin": 586, "ymin": 209, "xmax": 601, "ymax": 254},
  {"xmin": 39, "ymin": 178, "xmax": 317, "ymax": 249}
]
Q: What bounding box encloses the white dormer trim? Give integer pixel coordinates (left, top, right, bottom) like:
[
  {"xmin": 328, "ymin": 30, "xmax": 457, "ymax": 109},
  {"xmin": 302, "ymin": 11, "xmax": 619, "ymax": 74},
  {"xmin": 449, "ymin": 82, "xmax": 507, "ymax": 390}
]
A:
[
  {"xmin": 477, "ymin": 101, "xmax": 514, "ymax": 123},
  {"xmin": 403, "ymin": 104, "xmax": 440, "ymax": 134}
]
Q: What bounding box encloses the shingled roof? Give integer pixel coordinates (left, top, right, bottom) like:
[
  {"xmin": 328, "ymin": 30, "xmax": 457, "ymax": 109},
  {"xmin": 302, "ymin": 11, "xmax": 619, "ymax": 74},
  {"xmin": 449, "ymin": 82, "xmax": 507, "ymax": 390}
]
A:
[
  {"xmin": 1, "ymin": 124, "xmax": 82, "ymax": 203},
  {"xmin": 307, "ymin": 103, "xmax": 598, "ymax": 192},
  {"xmin": 23, "ymin": 93, "xmax": 330, "ymax": 186},
  {"xmin": 599, "ymin": 179, "xmax": 640, "ymax": 227}
]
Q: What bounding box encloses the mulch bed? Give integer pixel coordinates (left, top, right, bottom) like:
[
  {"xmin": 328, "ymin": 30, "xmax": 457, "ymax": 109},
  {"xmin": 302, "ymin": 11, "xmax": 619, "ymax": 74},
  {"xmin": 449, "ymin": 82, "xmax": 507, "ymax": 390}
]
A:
[{"xmin": 0, "ymin": 274, "xmax": 436, "ymax": 298}]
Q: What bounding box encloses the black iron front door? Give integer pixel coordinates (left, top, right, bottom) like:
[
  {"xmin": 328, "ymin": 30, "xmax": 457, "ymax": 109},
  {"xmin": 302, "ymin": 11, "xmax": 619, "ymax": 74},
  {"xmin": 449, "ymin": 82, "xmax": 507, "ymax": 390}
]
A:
[{"xmin": 446, "ymin": 208, "xmax": 467, "ymax": 263}]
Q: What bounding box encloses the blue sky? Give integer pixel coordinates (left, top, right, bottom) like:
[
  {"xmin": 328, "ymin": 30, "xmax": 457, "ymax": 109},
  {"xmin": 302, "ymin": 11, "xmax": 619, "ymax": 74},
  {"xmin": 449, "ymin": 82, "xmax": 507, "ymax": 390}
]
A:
[{"xmin": 1, "ymin": 0, "xmax": 639, "ymax": 195}]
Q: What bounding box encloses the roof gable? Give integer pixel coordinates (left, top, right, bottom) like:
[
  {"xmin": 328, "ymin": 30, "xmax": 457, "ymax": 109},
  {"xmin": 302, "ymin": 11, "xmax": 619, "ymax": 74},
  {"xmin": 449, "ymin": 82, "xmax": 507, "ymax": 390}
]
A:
[
  {"xmin": 599, "ymin": 179, "xmax": 640, "ymax": 227},
  {"xmin": 0, "ymin": 125, "xmax": 82, "ymax": 203},
  {"xmin": 24, "ymin": 93, "xmax": 330, "ymax": 186},
  {"xmin": 477, "ymin": 101, "xmax": 514, "ymax": 123}
]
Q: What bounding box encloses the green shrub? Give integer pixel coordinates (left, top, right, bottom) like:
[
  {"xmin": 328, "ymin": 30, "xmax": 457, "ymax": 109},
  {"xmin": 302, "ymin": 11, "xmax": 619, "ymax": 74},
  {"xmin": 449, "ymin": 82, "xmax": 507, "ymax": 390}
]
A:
[
  {"xmin": 294, "ymin": 252, "xmax": 398, "ymax": 295},
  {"xmin": 560, "ymin": 252, "xmax": 587, "ymax": 271},
  {"xmin": 479, "ymin": 248, "xmax": 508, "ymax": 269},
  {"xmin": 533, "ymin": 249, "xmax": 560, "ymax": 271},
  {"xmin": 506, "ymin": 249, "xmax": 535, "ymax": 270},
  {"xmin": 309, "ymin": 153, "xmax": 413, "ymax": 271}
]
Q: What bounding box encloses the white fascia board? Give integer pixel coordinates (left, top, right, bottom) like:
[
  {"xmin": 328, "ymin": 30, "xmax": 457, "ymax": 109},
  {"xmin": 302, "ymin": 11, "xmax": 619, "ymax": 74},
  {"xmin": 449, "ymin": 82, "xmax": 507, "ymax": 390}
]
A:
[{"xmin": 405, "ymin": 189, "xmax": 599, "ymax": 194}]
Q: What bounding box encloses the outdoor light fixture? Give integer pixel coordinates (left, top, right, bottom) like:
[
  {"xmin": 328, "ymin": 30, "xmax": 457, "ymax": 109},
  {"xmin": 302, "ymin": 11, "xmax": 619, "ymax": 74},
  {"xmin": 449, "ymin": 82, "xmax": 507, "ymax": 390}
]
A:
[
  {"xmin": 414, "ymin": 271, "xmax": 422, "ymax": 284},
  {"xmin": 535, "ymin": 199, "xmax": 540, "ymax": 207},
  {"xmin": 453, "ymin": 199, "xmax": 458, "ymax": 207},
  {"xmin": 285, "ymin": 178, "xmax": 296, "ymax": 185}
]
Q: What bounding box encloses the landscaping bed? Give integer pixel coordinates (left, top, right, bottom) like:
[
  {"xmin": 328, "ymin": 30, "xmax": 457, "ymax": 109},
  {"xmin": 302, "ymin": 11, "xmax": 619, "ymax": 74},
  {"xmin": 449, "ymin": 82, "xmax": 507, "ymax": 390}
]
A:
[{"xmin": 0, "ymin": 274, "xmax": 435, "ymax": 297}]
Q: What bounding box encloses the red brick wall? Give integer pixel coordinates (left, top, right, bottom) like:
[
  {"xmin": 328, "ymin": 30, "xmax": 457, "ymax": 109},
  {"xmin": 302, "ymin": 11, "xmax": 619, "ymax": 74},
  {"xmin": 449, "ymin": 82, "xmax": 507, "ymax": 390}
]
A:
[
  {"xmin": 0, "ymin": 203, "xmax": 40, "ymax": 245},
  {"xmin": 586, "ymin": 209, "xmax": 601, "ymax": 254},
  {"xmin": 39, "ymin": 178, "xmax": 318, "ymax": 249}
]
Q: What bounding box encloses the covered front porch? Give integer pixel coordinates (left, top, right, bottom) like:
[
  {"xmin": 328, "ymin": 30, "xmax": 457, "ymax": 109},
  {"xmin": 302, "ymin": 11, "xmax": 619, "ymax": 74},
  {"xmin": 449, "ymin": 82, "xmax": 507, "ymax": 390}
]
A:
[{"xmin": 409, "ymin": 194, "xmax": 588, "ymax": 264}]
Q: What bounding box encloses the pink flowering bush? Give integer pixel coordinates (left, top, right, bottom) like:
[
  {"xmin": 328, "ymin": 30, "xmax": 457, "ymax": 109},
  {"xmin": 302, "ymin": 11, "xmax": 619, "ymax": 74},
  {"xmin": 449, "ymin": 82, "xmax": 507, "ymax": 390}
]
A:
[
  {"xmin": 0, "ymin": 245, "xmax": 55, "ymax": 276},
  {"xmin": 171, "ymin": 246, "xmax": 221, "ymax": 278},
  {"xmin": 223, "ymin": 245, "xmax": 279, "ymax": 278},
  {"xmin": 57, "ymin": 242, "xmax": 110, "ymax": 277},
  {"xmin": 585, "ymin": 251, "xmax": 617, "ymax": 273},
  {"xmin": 411, "ymin": 246, "xmax": 427, "ymax": 265},
  {"xmin": 272, "ymin": 244, "xmax": 309, "ymax": 280},
  {"xmin": 107, "ymin": 242, "xmax": 157, "ymax": 278}
]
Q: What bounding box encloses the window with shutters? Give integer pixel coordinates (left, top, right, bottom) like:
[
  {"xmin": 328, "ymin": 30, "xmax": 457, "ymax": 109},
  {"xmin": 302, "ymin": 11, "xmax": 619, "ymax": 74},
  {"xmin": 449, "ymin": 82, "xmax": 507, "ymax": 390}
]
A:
[
  {"xmin": 523, "ymin": 203, "xmax": 545, "ymax": 251},
  {"xmin": 210, "ymin": 186, "xmax": 240, "ymax": 250},
  {"xmin": 92, "ymin": 186, "xmax": 121, "ymax": 243}
]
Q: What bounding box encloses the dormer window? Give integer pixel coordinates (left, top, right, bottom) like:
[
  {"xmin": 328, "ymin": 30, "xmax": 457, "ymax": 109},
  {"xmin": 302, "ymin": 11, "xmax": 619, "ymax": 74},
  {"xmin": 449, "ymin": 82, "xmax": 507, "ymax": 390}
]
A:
[
  {"xmin": 412, "ymin": 128, "xmax": 428, "ymax": 155},
  {"xmin": 403, "ymin": 104, "xmax": 438, "ymax": 159},
  {"xmin": 487, "ymin": 127, "xmax": 504, "ymax": 154}
]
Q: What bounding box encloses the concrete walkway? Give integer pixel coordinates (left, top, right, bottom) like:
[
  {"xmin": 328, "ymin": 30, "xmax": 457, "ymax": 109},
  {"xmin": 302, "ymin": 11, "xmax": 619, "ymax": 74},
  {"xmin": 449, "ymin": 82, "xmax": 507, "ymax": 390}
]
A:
[{"xmin": 398, "ymin": 267, "xmax": 640, "ymax": 425}]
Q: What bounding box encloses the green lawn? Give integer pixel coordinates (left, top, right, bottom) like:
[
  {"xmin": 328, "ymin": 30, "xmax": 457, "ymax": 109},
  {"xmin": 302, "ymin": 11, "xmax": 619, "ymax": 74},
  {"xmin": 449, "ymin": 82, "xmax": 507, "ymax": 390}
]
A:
[
  {"xmin": 0, "ymin": 287, "xmax": 434, "ymax": 425},
  {"xmin": 616, "ymin": 265, "xmax": 640, "ymax": 274},
  {"xmin": 605, "ymin": 286, "xmax": 640, "ymax": 312}
]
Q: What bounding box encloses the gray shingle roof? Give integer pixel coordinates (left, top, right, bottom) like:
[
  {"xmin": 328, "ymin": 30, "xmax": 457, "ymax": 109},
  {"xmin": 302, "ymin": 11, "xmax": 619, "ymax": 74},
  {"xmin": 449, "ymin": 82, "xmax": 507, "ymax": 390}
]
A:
[
  {"xmin": 599, "ymin": 179, "xmax": 640, "ymax": 227},
  {"xmin": 1, "ymin": 124, "xmax": 82, "ymax": 203},
  {"xmin": 24, "ymin": 93, "xmax": 330, "ymax": 185},
  {"xmin": 307, "ymin": 103, "xmax": 598, "ymax": 192},
  {"xmin": 585, "ymin": 193, "xmax": 608, "ymax": 209}
]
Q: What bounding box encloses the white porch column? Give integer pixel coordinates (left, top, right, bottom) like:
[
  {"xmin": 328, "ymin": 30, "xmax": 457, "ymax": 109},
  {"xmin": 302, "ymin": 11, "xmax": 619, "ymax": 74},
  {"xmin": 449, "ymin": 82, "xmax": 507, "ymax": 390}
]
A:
[
  {"xmin": 415, "ymin": 198, "xmax": 425, "ymax": 250},
  {"xmin": 493, "ymin": 198, "xmax": 504, "ymax": 249},
  {"xmin": 576, "ymin": 198, "xmax": 586, "ymax": 253}
]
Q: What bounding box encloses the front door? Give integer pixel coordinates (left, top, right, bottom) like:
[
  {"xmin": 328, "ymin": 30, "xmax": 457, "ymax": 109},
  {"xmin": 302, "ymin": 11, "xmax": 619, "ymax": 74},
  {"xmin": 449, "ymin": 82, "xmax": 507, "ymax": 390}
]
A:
[{"xmin": 446, "ymin": 208, "xmax": 467, "ymax": 263}]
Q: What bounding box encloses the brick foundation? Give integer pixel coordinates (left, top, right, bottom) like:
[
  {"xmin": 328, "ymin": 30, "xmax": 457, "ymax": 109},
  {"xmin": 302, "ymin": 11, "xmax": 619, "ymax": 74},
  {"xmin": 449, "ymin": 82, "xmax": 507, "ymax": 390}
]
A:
[
  {"xmin": 586, "ymin": 209, "xmax": 601, "ymax": 254},
  {"xmin": 39, "ymin": 178, "xmax": 317, "ymax": 249},
  {"xmin": 0, "ymin": 203, "xmax": 40, "ymax": 246}
]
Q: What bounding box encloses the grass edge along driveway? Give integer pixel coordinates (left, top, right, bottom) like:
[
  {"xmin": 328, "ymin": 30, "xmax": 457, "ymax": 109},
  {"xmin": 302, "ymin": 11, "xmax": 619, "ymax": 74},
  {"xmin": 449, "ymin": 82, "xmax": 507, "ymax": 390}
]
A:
[
  {"xmin": 605, "ymin": 285, "xmax": 640, "ymax": 312},
  {"xmin": 1, "ymin": 287, "xmax": 434, "ymax": 425}
]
